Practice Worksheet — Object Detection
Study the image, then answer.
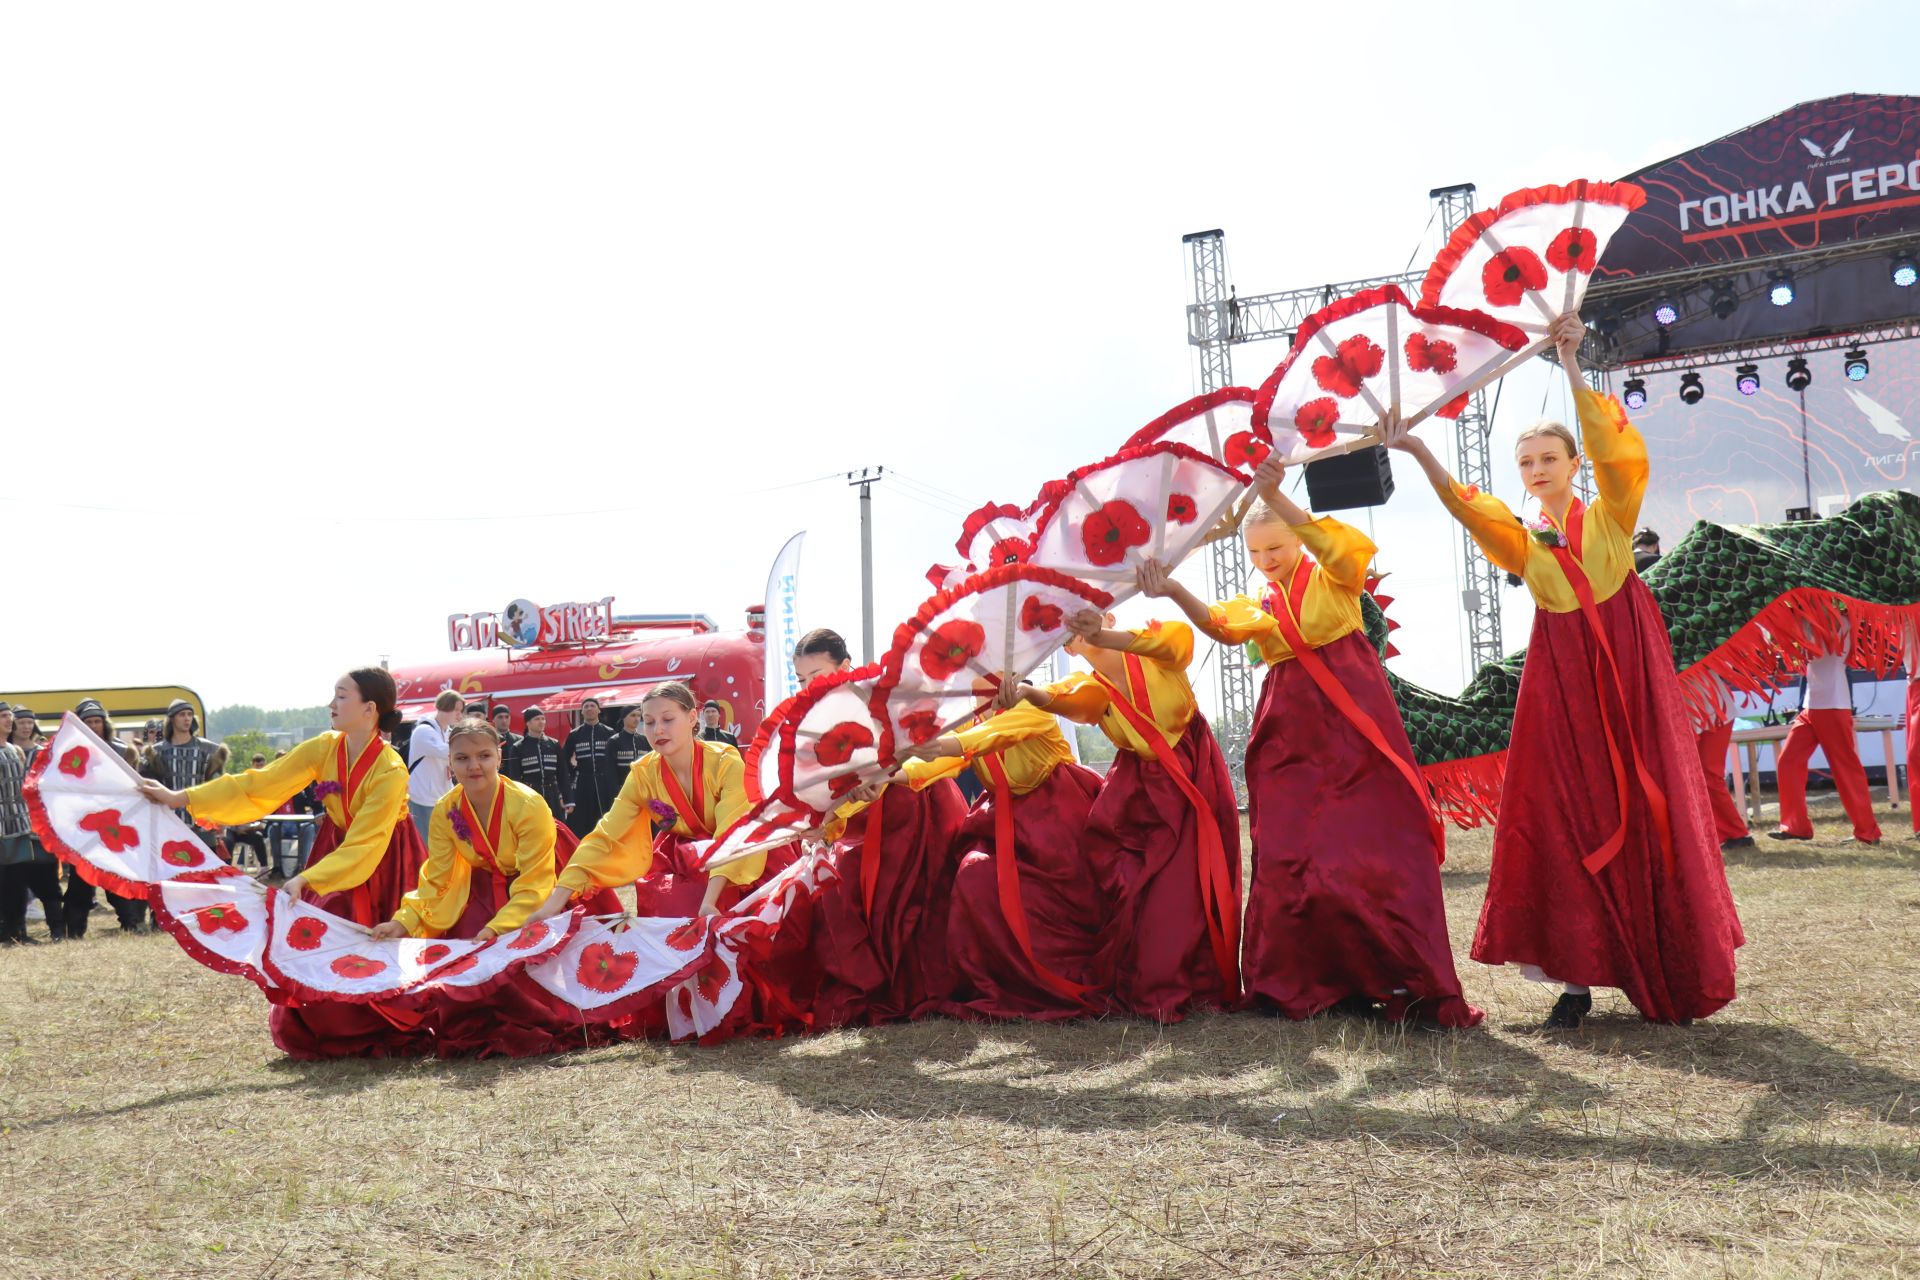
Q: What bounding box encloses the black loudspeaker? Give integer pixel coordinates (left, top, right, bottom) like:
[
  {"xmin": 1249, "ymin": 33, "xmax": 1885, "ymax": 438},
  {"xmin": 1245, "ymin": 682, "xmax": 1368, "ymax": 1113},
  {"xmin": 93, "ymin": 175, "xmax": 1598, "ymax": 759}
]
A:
[{"xmin": 1303, "ymin": 445, "xmax": 1394, "ymax": 511}]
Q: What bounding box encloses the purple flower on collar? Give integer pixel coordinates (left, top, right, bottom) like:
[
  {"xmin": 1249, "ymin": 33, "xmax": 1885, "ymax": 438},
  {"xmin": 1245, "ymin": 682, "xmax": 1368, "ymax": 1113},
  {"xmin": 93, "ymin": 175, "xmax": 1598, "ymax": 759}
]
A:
[
  {"xmin": 449, "ymin": 807, "xmax": 473, "ymax": 843},
  {"xmin": 1526, "ymin": 512, "xmax": 1566, "ymax": 550},
  {"xmin": 314, "ymin": 780, "xmax": 342, "ymax": 801},
  {"xmin": 648, "ymin": 799, "xmax": 678, "ymax": 826}
]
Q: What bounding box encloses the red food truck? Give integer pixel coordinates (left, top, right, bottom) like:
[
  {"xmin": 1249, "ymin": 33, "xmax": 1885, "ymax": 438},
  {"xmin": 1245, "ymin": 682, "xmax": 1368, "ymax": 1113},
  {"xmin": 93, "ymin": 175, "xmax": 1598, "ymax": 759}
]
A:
[{"xmin": 390, "ymin": 596, "xmax": 770, "ymax": 740}]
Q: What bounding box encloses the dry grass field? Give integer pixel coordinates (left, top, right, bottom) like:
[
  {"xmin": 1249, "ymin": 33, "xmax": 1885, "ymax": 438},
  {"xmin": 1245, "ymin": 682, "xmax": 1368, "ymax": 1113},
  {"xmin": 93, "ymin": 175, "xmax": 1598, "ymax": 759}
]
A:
[{"xmin": 2, "ymin": 798, "xmax": 1917, "ymax": 1279}]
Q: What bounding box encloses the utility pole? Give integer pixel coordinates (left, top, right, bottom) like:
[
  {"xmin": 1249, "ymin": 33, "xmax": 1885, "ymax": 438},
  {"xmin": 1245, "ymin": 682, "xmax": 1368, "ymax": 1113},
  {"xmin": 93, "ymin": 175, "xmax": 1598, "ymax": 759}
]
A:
[{"xmin": 847, "ymin": 467, "xmax": 884, "ymax": 663}]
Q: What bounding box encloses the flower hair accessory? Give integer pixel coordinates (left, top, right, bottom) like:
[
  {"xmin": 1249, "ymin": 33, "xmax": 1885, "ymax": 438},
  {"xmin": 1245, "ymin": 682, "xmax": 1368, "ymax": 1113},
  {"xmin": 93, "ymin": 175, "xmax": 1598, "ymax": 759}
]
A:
[
  {"xmin": 1526, "ymin": 512, "xmax": 1566, "ymax": 550},
  {"xmin": 648, "ymin": 800, "xmax": 678, "ymax": 826}
]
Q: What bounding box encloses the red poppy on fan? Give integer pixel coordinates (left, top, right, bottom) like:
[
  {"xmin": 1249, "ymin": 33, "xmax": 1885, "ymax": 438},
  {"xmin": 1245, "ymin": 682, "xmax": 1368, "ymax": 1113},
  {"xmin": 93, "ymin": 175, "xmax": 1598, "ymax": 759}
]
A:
[
  {"xmin": 1223, "ymin": 431, "xmax": 1271, "ymax": 469},
  {"xmin": 897, "ymin": 708, "xmax": 943, "ymax": 744},
  {"xmin": 1546, "ymin": 226, "xmax": 1598, "ymax": 274},
  {"xmin": 437, "ymin": 952, "xmax": 480, "ymax": 977},
  {"xmin": 1312, "ymin": 334, "xmax": 1385, "ymax": 398},
  {"xmin": 1081, "ymin": 500, "xmax": 1151, "ymax": 567},
  {"xmin": 160, "ymin": 840, "xmax": 205, "ymax": 867},
  {"xmin": 919, "ymin": 620, "xmax": 987, "ymax": 681},
  {"xmin": 58, "ymin": 747, "xmax": 89, "ymax": 778},
  {"xmin": 813, "ymin": 721, "xmax": 875, "ymax": 767},
  {"xmin": 286, "ymin": 916, "xmax": 328, "ymax": 951},
  {"xmin": 987, "ymin": 536, "xmax": 1031, "ymax": 566},
  {"xmin": 1166, "ymin": 493, "xmax": 1198, "ymax": 525},
  {"xmin": 506, "ymin": 920, "xmax": 550, "ymax": 950},
  {"xmin": 1438, "ymin": 391, "xmax": 1471, "ymax": 418},
  {"xmin": 196, "ymin": 903, "xmax": 248, "ymax": 934},
  {"xmin": 1404, "ymin": 333, "xmax": 1458, "ymax": 374},
  {"xmin": 666, "ymin": 918, "xmax": 708, "ymax": 951},
  {"xmin": 577, "ymin": 941, "xmax": 637, "ymax": 993},
  {"xmin": 1481, "ymin": 246, "xmax": 1548, "ymax": 306},
  {"xmin": 419, "ymin": 943, "xmax": 452, "ymax": 965},
  {"xmin": 78, "ymin": 809, "xmax": 139, "ymax": 853},
  {"xmin": 695, "ymin": 953, "xmax": 732, "ymax": 1002},
  {"xmin": 1295, "ymin": 399, "xmax": 1341, "ymax": 449},
  {"xmin": 330, "ymin": 954, "xmax": 388, "ymax": 979},
  {"xmin": 1019, "ymin": 596, "xmax": 1065, "ymax": 632}
]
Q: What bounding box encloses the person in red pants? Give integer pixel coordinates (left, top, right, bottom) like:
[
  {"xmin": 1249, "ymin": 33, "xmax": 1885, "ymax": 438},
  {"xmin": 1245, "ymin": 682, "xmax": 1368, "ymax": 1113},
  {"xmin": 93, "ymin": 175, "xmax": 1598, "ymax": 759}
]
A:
[
  {"xmin": 1770, "ymin": 646, "xmax": 1881, "ymax": 845},
  {"xmin": 1692, "ymin": 675, "xmax": 1752, "ymax": 850}
]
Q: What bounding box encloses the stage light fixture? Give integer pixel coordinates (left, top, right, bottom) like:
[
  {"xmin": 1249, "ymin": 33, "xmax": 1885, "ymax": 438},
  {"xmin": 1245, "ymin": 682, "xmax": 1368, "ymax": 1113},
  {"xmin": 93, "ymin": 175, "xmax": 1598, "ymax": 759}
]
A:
[
  {"xmin": 1844, "ymin": 346, "xmax": 1870, "ymax": 381},
  {"xmin": 1768, "ymin": 270, "xmax": 1795, "ymax": 307},
  {"xmin": 1710, "ymin": 282, "xmax": 1739, "ymax": 320},
  {"xmin": 1735, "ymin": 362, "xmax": 1760, "ymax": 396},
  {"xmin": 1785, "ymin": 357, "xmax": 1811, "ymax": 392},
  {"xmin": 1652, "ymin": 298, "xmax": 1678, "ymax": 326},
  {"xmin": 1679, "ymin": 371, "xmax": 1704, "ymax": 404},
  {"xmin": 1893, "ymin": 255, "xmax": 1919, "ymax": 288},
  {"xmin": 1623, "ymin": 378, "xmax": 1648, "ymax": 410}
]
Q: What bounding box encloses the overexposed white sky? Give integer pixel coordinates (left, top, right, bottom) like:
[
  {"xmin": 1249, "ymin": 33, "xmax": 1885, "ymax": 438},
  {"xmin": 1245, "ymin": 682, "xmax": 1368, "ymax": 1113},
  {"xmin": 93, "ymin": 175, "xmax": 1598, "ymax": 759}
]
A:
[{"xmin": 3, "ymin": 1, "xmax": 1905, "ymax": 711}]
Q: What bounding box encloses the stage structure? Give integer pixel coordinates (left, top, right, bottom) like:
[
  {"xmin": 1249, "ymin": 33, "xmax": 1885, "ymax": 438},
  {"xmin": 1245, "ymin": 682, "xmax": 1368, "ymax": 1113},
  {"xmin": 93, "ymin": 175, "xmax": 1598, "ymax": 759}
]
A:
[
  {"xmin": 1184, "ymin": 185, "xmax": 1505, "ymax": 798},
  {"xmin": 1581, "ymin": 93, "xmax": 1920, "ymax": 522}
]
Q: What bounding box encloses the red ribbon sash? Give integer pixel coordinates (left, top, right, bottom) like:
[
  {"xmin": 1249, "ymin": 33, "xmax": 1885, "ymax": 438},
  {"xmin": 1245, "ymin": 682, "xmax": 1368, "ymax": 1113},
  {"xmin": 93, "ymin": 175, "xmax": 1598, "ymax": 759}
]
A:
[
  {"xmin": 1088, "ymin": 655, "xmax": 1240, "ymax": 1000},
  {"xmin": 332, "ymin": 732, "xmax": 386, "ymax": 825},
  {"xmin": 981, "ymin": 753, "xmax": 1092, "ymax": 1002},
  {"xmin": 457, "ymin": 782, "xmax": 509, "ymax": 878},
  {"xmin": 1545, "ymin": 499, "xmax": 1676, "ymax": 878},
  {"xmin": 657, "ymin": 747, "xmax": 711, "ymax": 839},
  {"xmin": 1264, "ymin": 561, "xmax": 1446, "ymax": 862}
]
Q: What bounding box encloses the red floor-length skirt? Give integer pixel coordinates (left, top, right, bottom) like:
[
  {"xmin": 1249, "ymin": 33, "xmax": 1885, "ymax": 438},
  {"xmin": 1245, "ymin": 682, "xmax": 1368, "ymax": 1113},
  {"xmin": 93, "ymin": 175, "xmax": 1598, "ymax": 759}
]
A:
[
  {"xmin": 630, "ymin": 830, "xmax": 798, "ymax": 917},
  {"xmin": 1085, "ymin": 716, "xmax": 1242, "ymax": 1021},
  {"xmin": 431, "ymin": 823, "xmax": 620, "ymax": 1058},
  {"xmin": 938, "ymin": 763, "xmax": 1112, "ymax": 1022},
  {"xmin": 1693, "ymin": 722, "xmax": 1750, "ymax": 843},
  {"xmin": 269, "ymin": 817, "xmax": 432, "ymax": 1058},
  {"xmin": 1472, "ymin": 576, "xmax": 1744, "ymax": 1022},
  {"xmin": 807, "ymin": 779, "xmax": 968, "ymax": 1028},
  {"xmin": 1909, "ymin": 676, "xmax": 1919, "ymax": 836},
  {"xmin": 1243, "ymin": 631, "xmax": 1481, "ymax": 1027}
]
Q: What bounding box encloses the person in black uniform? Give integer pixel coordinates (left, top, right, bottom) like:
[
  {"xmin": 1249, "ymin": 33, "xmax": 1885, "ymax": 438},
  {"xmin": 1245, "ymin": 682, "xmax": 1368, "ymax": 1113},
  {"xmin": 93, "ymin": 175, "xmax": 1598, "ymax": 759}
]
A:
[
  {"xmin": 491, "ymin": 705, "xmax": 522, "ymax": 780},
  {"xmin": 512, "ymin": 707, "xmax": 567, "ymax": 816},
  {"xmin": 699, "ymin": 699, "xmax": 739, "ymax": 747},
  {"xmin": 610, "ymin": 705, "xmax": 650, "ymax": 772},
  {"xmin": 561, "ymin": 697, "xmax": 620, "ymax": 836}
]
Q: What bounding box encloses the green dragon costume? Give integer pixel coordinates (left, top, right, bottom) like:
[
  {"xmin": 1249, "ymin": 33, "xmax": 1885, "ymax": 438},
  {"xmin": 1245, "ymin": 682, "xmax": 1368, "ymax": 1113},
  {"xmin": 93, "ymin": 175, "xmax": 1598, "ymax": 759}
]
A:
[{"xmin": 1374, "ymin": 490, "xmax": 1920, "ymax": 826}]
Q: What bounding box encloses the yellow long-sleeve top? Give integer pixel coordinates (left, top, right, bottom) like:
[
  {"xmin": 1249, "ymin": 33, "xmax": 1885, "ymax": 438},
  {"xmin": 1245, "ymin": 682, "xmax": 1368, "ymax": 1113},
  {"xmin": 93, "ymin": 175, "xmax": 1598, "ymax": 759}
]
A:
[
  {"xmin": 1430, "ymin": 387, "xmax": 1647, "ymax": 613},
  {"xmin": 393, "ymin": 778, "xmax": 556, "ymax": 937},
  {"xmin": 186, "ymin": 731, "xmax": 404, "ymax": 896},
  {"xmin": 1208, "ymin": 516, "xmax": 1376, "ymax": 664},
  {"xmin": 902, "ymin": 701, "xmax": 1074, "ymax": 796},
  {"xmin": 1045, "ymin": 621, "xmax": 1199, "ymax": 756},
  {"xmin": 554, "ymin": 739, "xmax": 753, "ymax": 894}
]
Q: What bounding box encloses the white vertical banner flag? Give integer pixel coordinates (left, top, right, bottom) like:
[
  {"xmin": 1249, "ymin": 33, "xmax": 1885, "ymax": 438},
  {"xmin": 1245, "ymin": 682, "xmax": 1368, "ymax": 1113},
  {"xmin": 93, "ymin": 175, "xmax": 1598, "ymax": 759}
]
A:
[{"xmin": 763, "ymin": 532, "xmax": 806, "ymax": 710}]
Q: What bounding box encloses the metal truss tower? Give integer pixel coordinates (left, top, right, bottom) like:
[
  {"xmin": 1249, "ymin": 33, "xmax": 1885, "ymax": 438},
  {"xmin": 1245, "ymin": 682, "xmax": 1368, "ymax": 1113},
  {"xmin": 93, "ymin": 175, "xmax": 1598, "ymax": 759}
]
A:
[{"xmin": 1183, "ymin": 183, "xmax": 1509, "ymax": 798}]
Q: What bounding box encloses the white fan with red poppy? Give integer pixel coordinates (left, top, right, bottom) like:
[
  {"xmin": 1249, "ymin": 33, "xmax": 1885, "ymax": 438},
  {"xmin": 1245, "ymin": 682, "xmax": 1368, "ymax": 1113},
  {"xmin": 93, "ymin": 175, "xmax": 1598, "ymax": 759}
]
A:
[
  {"xmin": 926, "ymin": 498, "xmax": 1054, "ymax": 591},
  {"xmin": 1024, "ymin": 443, "xmax": 1251, "ymax": 587},
  {"xmin": 25, "ymin": 714, "xmax": 230, "ymax": 899},
  {"xmin": 1252, "ymin": 286, "xmax": 1531, "ymax": 462},
  {"xmin": 258, "ymin": 894, "xmax": 582, "ymax": 1005},
  {"xmin": 524, "ymin": 913, "xmax": 718, "ymax": 1019},
  {"xmin": 868, "ymin": 562, "xmax": 1116, "ymax": 762},
  {"xmin": 667, "ymin": 847, "xmax": 839, "ymax": 1039},
  {"xmin": 1419, "ymin": 179, "xmax": 1647, "ymax": 334},
  {"xmin": 149, "ymin": 873, "xmax": 277, "ymax": 993}
]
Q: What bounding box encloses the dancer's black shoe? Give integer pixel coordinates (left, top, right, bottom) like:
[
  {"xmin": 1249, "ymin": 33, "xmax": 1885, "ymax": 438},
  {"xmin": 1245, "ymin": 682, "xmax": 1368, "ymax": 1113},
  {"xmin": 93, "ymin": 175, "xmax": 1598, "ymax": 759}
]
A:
[{"xmin": 1544, "ymin": 992, "xmax": 1591, "ymax": 1028}]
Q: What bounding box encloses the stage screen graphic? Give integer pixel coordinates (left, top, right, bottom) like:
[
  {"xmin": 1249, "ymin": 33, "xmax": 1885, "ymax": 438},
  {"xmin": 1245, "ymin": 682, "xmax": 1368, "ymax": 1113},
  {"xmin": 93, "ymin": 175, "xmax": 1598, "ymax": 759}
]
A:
[{"xmin": 1621, "ymin": 337, "xmax": 1920, "ymax": 543}]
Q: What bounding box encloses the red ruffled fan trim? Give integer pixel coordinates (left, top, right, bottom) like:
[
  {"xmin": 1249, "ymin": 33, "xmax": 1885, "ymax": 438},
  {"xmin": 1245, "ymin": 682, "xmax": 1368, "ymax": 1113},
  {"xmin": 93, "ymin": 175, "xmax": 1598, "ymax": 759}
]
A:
[
  {"xmin": 868, "ymin": 561, "xmax": 1115, "ymax": 762},
  {"xmin": 254, "ymin": 894, "xmax": 589, "ymax": 1009},
  {"xmin": 1418, "ymin": 179, "xmax": 1648, "ymax": 309},
  {"xmin": 1026, "ymin": 440, "xmax": 1248, "ymax": 544},
  {"xmin": 1422, "ymin": 752, "xmax": 1507, "ymax": 830},
  {"xmin": 955, "ymin": 503, "xmax": 1027, "ymax": 559},
  {"xmin": 1408, "ymin": 302, "xmax": 1531, "ymax": 351},
  {"xmin": 1674, "ymin": 588, "xmax": 1920, "ymax": 725},
  {"xmin": 1122, "ymin": 385, "xmax": 1260, "ymax": 452}
]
